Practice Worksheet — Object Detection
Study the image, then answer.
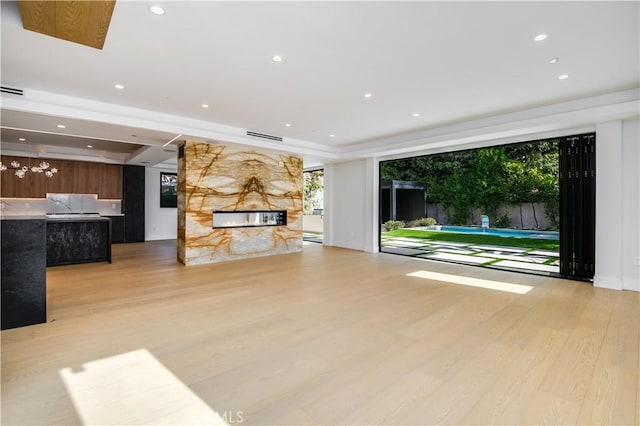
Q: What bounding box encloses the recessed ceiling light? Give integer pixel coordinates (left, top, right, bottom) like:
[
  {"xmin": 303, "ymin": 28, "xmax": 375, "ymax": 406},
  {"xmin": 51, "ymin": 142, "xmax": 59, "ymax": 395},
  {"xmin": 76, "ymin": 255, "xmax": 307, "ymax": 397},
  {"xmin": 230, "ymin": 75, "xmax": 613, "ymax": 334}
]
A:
[
  {"xmin": 534, "ymin": 34, "xmax": 548, "ymax": 41},
  {"xmin": 57, "ymin": 124, "xmax": 66, "ymax": 129},
  {"xmin": 558, "ymin": 74, "xmax": 569, "ymax": 80},
  {"xmin": 114, "ymin": 84, "xmax": 124, "ymax": 90},
  {"xmin": 201, "ymin": 103, "xmax": 209, "ymax": 108},
  {"xmin": 412, "ymin": 113, "xmax": 421, "ymax": 117},
  {"xmin": 18, "ymin": 137, "xmax": 26, "ymax": 141},
  {"xmin": 149, "ymin": 6, "xmax": 165, "ymax": 15},
  {"xmin": 548, "ymin": 57, "xmax": 559, "ymax": 64},
  {"xmin": 329, "ymin": 134, "xmax": 335, "ymax": 138},
  {"xmin": 364, "ymin": 93, "xmax": 373, "ymax": 98},
  {"xmin": 272, "ymin": 55, "xmax": 283, "ymax": 62},
  {"xmin": 285, "ymin": 123, "xmax": 292, "ymax": 127},
  {"xmin": 87, "ymin": 145, "xmax": 93, "ymax": 148}
]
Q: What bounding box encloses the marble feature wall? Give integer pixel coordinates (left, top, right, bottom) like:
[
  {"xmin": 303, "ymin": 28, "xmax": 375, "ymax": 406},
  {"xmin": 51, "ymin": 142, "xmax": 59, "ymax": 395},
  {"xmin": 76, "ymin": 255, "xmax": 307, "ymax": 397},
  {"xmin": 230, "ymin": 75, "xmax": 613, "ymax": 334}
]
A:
[{"xmin": 177, "ymin": 141, "xmax": 303, "ymax": 265}]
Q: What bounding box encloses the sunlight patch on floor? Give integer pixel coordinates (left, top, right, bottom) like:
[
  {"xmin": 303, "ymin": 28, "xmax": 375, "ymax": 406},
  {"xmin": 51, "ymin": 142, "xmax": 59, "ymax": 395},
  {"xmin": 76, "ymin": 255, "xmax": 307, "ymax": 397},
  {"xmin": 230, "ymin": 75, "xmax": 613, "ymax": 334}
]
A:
[
  {"xmin": 59, "ymin": 349, "xmax": 231, "ymax": 425},
  {"xmin": 406, "ymin": 270, "xmax": 533, "ymax": 294}
]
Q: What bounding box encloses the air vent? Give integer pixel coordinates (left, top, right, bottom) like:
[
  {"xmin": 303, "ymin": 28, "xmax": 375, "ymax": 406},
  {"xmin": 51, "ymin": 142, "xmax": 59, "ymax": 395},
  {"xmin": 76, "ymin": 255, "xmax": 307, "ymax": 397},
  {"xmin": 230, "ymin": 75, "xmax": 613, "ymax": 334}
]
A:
[
  {"xmin": 247, "ymin": 131, "xmax": 283, "ymax": 142},
  {"xmin": 1, "ymin": 86, "xmax": 24, "ymax": 96}
]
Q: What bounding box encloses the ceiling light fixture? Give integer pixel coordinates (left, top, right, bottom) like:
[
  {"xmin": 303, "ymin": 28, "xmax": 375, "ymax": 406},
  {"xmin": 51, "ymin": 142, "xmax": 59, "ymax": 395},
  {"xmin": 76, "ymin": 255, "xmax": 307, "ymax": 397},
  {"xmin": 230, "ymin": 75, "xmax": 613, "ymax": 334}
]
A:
[
  {"xmin": 534, "ymin": 34, "xmax": 547, "ymax": 41},
  {"xmin": 201, "ymin": 103, "xmax": 209, "ymax": 108},
  {"xmin": 285, "ymin": 123, "xmax": 292, "ymax": 127},
  {"xmin": 272, "ymin": 55, "xmax": 283, "ymax": 62},
  {"xmin": 0, "ymin": 158, "xmax": 59, "ymax": 178},
  {"xmin": 364, "ymin": 93, "xmax": 372, "ymax": 98},
  {"xmin": 57, "ymin": 124, "xmax": 66, "ymax": 129},
  {"xmin": 149, "ymin": 6, "xmax": 165, "ymax": 15},
  {"xmin": 558, "ymin": 74, "xmax": 569, "ymax": 80},
  {"xmin": 18, "ymin": 137, "xmax": 26, "ymax": 141},
  {"xmin": 548, "ymin": 57, "xmax": 559, "ymax": 64},
  {"xmin": 412, "ymin": 113, "xmax": 420, "ymax": 117},
  {"xmin": 329, "ymin": 134, "xmax": 335, "ymax": 138},
  {"xmin": 87, "ymin": 145, "xmax": 93, "ymax": 148},
  {"xmin": 114, "ymin": 84, "xmax": 124, "ymax": 90}
]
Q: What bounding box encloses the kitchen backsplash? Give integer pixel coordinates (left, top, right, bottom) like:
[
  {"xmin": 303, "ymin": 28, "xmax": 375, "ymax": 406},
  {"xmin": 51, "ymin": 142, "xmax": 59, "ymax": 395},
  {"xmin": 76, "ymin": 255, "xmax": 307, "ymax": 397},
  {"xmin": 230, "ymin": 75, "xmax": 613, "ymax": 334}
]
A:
[
  {"xmin": 47, "ymin": 193, "xmax": 98, "ymax": 214},
  {"xmin": 0, "ymin": 194, "xmax": 121, "ymax": 216}
]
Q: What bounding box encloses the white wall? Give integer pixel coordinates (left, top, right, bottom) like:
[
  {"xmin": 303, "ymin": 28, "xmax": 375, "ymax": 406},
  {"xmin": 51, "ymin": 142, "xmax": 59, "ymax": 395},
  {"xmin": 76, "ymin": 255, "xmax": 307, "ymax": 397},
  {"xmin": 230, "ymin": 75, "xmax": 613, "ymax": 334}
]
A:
[
  {"xmin": 594, "ymin": 121, "xmax": 623, "ymax": 289},
  {"xmin": 594, "ymin": 119, "xmax": 640, "ymax": 291},
  {"xmin": 621, "ymin": 119, "xmax": 639, "ymax": 291},
  {"xmin": 145, "ymin": 166, "xmax": 177, "ymax": 241},
  {"xmin": 324, "ymin": 160, "xmax": 368, "ymax": 251},
  {"xmin": 323, "ymin": 158, "xmax": 379, "ymax": 252}
]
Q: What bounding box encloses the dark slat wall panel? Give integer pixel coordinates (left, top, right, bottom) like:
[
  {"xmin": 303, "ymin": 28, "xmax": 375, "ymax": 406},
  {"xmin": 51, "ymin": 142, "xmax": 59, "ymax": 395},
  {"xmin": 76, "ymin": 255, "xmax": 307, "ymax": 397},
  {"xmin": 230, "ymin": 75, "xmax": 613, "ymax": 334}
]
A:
[
  {"xmin": 0, "ymin": 156, "xmax": 122, "ymax": 199},
  {"xmin": 123, "ymin": 165, "xmax": 145, "ymax": 242}
]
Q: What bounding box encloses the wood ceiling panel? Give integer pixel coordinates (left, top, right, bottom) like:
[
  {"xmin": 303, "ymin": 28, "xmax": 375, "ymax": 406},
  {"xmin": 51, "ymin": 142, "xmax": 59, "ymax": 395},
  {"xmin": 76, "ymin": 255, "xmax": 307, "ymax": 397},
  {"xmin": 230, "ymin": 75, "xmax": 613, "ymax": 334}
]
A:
[{"xmin": 18, "ymin": 1, "xmax": 116, "ymax": 50}]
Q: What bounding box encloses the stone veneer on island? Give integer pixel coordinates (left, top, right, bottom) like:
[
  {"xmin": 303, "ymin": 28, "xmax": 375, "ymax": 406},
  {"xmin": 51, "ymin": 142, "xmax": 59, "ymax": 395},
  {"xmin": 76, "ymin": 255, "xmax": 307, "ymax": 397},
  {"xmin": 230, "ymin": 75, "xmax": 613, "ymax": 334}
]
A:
[{"xmin": 177, "ymin": 141, "xmax": 303, "ymax": 265}]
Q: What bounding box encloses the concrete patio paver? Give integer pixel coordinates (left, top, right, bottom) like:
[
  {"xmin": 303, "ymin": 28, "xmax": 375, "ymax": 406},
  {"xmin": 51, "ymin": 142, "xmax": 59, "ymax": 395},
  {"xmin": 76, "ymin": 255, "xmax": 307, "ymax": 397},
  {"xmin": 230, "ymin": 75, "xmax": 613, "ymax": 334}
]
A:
[
  {"xmin": 528, "ymin": 249, "xmax": 560, "ymax": 257},
  {"xmin": 492, "ymin": 260, "xmax": 559, "ymax": 273},
  {"xmin": 381, "ymin": 235, "xmax": 560, "ymax": 274},
  {"xmin": 383, "ymin": 247, "xmax": 432, "ymax": 256},
  {"xmin": 482, "ymin": 252, "xmax": 549, "ymax": 264},
  {"xmin": 417, "ymin": 252, "xmax": 495, "ymax": 264},
  {"xmin": 469, "ymin": 245, "xmax": 529, "ymax": 253}
]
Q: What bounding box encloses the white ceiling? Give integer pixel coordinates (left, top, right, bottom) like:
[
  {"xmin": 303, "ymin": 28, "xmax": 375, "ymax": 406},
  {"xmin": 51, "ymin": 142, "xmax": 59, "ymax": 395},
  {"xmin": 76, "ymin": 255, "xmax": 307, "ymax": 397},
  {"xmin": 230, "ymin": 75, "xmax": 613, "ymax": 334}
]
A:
[{"xmin": 1, "ymin": 1, "xmax": 638, "ymax": 168}]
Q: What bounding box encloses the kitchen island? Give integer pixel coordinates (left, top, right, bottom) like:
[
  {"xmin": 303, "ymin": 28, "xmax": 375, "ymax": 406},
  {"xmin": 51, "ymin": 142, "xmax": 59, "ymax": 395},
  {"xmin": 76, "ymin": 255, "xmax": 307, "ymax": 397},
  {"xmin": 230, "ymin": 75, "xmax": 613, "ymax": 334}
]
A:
[
  {"xmin": 1, "ymin": 215, "xmax": 113, "ymax": 329},
  {"xmin": 46, "ymin": 216, "xmax": 112, "ymax": 266},
  {"xmin": 1, "ymin": 217, "xmax": 47, "ymax": 330}
]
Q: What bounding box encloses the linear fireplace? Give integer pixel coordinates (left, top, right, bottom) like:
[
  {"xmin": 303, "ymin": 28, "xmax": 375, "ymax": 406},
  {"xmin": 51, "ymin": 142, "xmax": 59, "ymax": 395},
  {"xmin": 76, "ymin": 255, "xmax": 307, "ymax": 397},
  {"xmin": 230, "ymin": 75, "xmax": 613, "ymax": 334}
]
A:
[{"xmin": 212, "ymin": 210, "xmax": 287, "ymax": 229}]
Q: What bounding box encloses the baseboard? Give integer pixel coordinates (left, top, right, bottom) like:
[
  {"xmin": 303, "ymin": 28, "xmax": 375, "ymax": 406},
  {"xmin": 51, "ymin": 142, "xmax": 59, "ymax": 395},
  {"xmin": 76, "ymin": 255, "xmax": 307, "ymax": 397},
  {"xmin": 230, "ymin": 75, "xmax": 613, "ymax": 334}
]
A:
[
  {"xmin": 622, "ymin": 278, "xmax": 640, "ymax": 292},
  {"xmin": 145, "ymin": 234, "xmax": 178, "ymax": 241},
  {"xmin": 593, "ymin": 275, "xmax": 623, "ymax": 290},
  {"xmin": 328, "ymin": 240, "xmax": 365, "ymax": 251}
]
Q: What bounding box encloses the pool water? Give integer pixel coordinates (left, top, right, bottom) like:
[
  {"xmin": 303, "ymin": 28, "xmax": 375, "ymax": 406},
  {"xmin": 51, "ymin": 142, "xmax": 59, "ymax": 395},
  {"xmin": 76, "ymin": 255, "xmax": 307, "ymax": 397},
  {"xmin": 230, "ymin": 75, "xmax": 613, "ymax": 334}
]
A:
[{"xmin": 434, "ymin": 225, "xmax": 559, "ymax": 240}]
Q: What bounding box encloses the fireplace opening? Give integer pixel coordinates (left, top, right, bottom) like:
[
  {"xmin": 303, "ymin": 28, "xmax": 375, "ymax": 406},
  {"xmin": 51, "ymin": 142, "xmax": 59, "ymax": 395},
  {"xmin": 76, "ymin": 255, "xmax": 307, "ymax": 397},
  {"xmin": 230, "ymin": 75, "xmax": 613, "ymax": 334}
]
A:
[{"xmin": 212, "ymin": 210, "xmax": 287, "ymax": 228}]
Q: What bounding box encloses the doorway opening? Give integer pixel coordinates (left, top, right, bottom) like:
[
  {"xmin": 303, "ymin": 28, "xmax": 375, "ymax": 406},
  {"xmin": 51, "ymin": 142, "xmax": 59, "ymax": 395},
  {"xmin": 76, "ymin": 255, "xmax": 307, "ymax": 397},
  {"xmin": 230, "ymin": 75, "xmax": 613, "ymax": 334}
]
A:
[
  {"xmin": 378, "ymin": 134, "xmax": 595, "ymax": 280},
  {"xmin": 302, "ymin": 169, "xmax": 324, "ymax": 244}
]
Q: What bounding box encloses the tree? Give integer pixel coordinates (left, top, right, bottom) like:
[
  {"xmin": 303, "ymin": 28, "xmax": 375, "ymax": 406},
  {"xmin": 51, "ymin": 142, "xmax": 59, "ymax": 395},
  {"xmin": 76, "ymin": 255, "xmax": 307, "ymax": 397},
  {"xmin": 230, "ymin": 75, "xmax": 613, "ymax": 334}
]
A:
[
  {"xmin": 380, "ymin": 139, "xmax": 560, "ymax": 229},
  {"xmin": 303, "ymin": 170, "xmax": 324, "ymax": 214}
]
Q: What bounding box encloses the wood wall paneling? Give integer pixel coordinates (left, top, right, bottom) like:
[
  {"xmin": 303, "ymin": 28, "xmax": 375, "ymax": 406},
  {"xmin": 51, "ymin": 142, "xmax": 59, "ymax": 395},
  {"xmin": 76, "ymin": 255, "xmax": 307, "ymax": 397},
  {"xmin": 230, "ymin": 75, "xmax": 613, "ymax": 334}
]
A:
[
  {"xmin": 0, "ymin": 156, "xmax": 123, "ymax": 199},
  {"xmin": 18, "ymin": 0, "xmax": 116, "ymax": 50},
  {"xmin": 100, "ymin": 163, "xmax": 123, "ymax": 199}
]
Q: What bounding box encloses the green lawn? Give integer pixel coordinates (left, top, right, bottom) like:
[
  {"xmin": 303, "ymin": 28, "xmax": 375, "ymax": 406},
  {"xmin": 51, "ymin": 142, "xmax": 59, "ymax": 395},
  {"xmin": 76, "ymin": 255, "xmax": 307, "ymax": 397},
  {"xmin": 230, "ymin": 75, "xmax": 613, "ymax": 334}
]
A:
[{"xmin": 382, "ymin": 229, "xmax": 559, "ymax": 251}]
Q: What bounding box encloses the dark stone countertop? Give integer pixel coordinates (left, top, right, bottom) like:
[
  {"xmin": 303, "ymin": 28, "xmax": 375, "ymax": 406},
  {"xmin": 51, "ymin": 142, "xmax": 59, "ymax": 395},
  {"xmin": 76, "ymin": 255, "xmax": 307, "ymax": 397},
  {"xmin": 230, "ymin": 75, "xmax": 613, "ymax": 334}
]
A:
[
  {"xmin": 46, "ymin": 216, "xmax": 111, "ymax": 222},
  {"xmin": 2, "ymin": 215, "xmax": 122, "ymax": 221},
  {"xmin": 0, "ymin": 215, "xmax": 47, "ymax": 220}
]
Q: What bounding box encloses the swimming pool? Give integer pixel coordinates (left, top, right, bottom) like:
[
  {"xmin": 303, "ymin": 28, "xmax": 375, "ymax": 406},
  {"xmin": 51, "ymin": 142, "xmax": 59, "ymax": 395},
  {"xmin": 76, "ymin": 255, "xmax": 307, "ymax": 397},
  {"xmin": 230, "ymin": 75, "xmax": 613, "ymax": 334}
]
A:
[{"xmin": 430, "ymin": 225, "xmax": 559, "ymax": 240}]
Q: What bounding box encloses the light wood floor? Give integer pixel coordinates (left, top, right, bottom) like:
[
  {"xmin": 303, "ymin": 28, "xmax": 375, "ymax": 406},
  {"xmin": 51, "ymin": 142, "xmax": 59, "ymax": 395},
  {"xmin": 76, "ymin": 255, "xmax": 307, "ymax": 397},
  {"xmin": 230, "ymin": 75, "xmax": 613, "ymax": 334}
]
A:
[{"xmin": 2, "ymin": 241, "xmax": 639, "ymax": 425}]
